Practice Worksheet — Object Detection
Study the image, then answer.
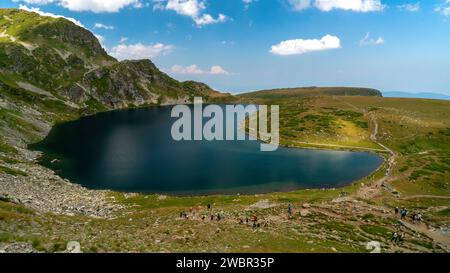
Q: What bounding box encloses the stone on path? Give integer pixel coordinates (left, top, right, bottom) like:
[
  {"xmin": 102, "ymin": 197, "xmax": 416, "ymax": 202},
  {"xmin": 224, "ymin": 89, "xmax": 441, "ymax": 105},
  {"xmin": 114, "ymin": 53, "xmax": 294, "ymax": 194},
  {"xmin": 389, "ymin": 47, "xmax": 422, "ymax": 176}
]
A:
[{"xmin": 66, "ymin": 241, "xmax": 82, "ymax": 253}]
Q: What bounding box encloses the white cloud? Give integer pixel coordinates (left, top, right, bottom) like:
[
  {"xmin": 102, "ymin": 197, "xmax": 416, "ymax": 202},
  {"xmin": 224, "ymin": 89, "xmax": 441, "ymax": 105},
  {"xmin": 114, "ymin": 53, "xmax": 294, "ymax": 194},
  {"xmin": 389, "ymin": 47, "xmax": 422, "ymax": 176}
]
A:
[
  {"xmin": 314, "ymin": 0, "xmax": 385, "ymax": 12},
  {"xmin": 193, "ymin": 13, "xmax": 227, "ymax": 26},
  {"xmin": 16, "ymin": 0, "xmax": 142, "ymax": 13},
  {"xmin": 397, "ymin": 2, "xmax": 420, "ymax": 12},
  {"xmin": 360, "ymin": 32, "xmax": 384, "ymax": 46},
  {"xmin": 59, "ymin": 0, "xmax": 142, "ymax": 13},
  {"xmin": 243, "ymin": 0, "xmax": 258, "ymax": 9},
  {"xmin": 19, "ymin": 4, "xmax": 84, "ymax": 27},
  {"xmin": 14, "ymin": 0, "xmax": 56, "ymax": 4},
  {"xmin": 165, "ymin": 0, "xmax": 204, "ymax": 17},
  {"xmin": 94, "ymin": 33, "xmax": 105, "ymax": 43},
  {"xmin": 93, "ymin": 23, "xmax": 114, "ymax": 29},
  {"xmin": 154, "ymin": 0, "xmax": 229, "ymax": 27},
  {"xmin": 436, "ymin": 0, "xmax": 450, "ymax": 16},
  {"xmin": 270, "ymin": 34, "xmax": 341, "ymax": 56},
  {"xmin": 119, "ymin": 37, "xmax": 128, "ymax": 43},
  {"xmin": 209, "ymin": 65, "xmax": 229, "ymax": 75},
  {"xmin": 288, "ymin": 0, "xmax": 311, "ymax": 11},
  {"xmin": 288, "ymin": 0, "xmax": 385, "ymax": 12},
  {"xmin": 109, "ymin": 43, "xmax": 173, "ymax": 60},
  {"xmin": 171, "ymin": 64, "xmax": 204, "ymax": 74},
  {"xmin": 170, "ymin": 64, "xmax": 230, "ymax": 75}
]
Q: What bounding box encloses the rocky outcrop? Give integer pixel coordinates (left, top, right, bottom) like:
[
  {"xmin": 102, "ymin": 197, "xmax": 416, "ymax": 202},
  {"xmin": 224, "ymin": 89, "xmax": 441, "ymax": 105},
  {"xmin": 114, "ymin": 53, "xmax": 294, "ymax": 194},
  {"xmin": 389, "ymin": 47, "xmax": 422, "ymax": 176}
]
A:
[
  {"xmin": 0, "ymin": 242, "xmax": 41, "ymax": 253},
  {"xmin": 0, "ymin": 162, "xmax": 123, "ymax": 218},
  {"xmin": 80, "ymin": 60, "xmax": 178, "ymax": 107}
]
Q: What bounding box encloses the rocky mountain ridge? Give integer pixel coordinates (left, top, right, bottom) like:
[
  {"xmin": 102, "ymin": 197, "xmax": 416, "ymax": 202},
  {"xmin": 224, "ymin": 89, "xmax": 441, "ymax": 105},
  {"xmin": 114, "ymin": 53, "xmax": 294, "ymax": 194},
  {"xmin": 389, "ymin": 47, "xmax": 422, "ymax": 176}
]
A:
[{"xmin": 0, "ymin": 8, "xmax": 221, "ymax": 113}]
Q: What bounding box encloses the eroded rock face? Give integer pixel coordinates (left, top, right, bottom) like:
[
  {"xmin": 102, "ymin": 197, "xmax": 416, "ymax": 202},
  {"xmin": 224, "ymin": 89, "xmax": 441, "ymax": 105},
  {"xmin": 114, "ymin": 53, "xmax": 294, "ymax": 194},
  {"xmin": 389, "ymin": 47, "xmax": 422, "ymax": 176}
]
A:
[
  {"xmin": 82, "ymin": 60, "xmax": 161, "ymax": 107},
  {"xmin": 60, "ymin": 83, "xmax": 86, "ymax": 104}
]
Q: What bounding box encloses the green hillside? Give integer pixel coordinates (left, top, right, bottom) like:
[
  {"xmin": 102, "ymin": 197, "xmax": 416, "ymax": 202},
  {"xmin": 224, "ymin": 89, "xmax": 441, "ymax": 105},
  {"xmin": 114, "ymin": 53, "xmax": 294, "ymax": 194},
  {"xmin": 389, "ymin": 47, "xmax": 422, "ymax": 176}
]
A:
[{"xmin": 239, "ymin": 86, "xmax": 382, "ymax": 100}]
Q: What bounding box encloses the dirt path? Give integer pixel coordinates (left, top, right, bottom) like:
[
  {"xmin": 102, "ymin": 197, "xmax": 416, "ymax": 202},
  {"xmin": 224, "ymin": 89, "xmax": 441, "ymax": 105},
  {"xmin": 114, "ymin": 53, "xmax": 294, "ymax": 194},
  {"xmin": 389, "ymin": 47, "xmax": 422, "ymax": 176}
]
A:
[
  {"xmin": 290, "ymin": 140, "xmax": 386, "ymax": 152},
  {"xmin": 399, "ymin": 220, "xmax": 450, "ymax": 251},
  {"xmin": 401, "ymin": 195, "xmax": 450, "ymax": 200},
  {"xmin": 356, "ymin": 111, "xmax": 397, "ymax": 198},
  {"xmin": 338, "ymin": 98, "xmax": 397, "ymax": 199}
]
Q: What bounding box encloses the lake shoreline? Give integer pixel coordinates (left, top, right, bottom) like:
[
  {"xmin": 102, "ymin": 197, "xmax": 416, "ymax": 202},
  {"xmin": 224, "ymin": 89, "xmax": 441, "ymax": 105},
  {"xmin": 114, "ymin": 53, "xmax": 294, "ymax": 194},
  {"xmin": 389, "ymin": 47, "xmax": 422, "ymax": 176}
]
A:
[
  {"xmin": 1, "ymin": 103, "xmax": 385, "ymax": 218},
  {"xmin": 32, "ymin": 105, "xmax": 384, "ymax": 195}
]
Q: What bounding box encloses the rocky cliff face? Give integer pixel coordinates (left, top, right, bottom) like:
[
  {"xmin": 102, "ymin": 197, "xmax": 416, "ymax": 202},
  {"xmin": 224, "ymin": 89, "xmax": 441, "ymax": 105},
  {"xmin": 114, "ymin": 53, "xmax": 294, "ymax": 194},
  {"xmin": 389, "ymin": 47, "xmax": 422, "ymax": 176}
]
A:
[{"xmin": 0, "ymin": 8, "xmax": 221, "ymax": 113}]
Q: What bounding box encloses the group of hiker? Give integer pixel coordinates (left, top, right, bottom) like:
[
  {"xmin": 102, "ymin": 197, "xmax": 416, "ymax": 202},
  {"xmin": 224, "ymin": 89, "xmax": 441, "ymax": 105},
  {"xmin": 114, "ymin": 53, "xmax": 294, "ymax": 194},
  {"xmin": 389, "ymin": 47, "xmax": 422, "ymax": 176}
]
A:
[
  {"xmin": 394, "ymin": 207, "xmax": 423, "ymax": 223},
  {"xmin": 236, "ymin": 203, "xmax": 295, "ymax": 229},
  {"xmin": 391, "ymin": 206, "xmax": 425, "ymax": 246},
  {"xmin": 179, "ymin": 204, "xmax": 223, "ymax": 221},
  {"xmin": 411, "ymin": 212, "xmax": 423, "ymax": 223},
  {"xmin": 238, "ymin": 214, "xmax": 270, "ymax": 229},
  {"xmin": 179, "ymin": 203, "xmax": 297, "ymax": 229}
]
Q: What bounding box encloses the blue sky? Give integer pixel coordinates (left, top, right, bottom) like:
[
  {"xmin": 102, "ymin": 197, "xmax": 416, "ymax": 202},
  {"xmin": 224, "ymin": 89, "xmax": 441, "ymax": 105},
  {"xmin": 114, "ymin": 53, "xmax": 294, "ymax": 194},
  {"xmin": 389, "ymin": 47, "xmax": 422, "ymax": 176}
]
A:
[{"xmin": 2, "ymin": 0, "xmax": 450, "ymax": 95}]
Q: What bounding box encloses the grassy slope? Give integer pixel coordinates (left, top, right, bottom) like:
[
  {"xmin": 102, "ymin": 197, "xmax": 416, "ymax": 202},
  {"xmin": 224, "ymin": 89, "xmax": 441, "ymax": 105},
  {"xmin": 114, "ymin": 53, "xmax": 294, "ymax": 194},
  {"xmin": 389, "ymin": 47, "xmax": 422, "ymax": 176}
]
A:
[
  {"xmin": 242, "ymin": 92, "xmax": 450, "ymax": 197},
  {"xmin": 323, "ymin": 96, "xmax": 450, "ymax": 196},
  {"xmin": 1, "ymin": 88, "xmax": 449, "ymax": 252}
]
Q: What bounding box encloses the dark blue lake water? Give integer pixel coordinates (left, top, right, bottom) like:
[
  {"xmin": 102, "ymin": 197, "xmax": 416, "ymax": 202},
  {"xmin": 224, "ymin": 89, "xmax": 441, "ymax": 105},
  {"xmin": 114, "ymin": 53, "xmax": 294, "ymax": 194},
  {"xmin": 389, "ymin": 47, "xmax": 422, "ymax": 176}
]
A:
[{"xmin": 30, "ymin": 105, "xmax": 383, "ymax": 195}]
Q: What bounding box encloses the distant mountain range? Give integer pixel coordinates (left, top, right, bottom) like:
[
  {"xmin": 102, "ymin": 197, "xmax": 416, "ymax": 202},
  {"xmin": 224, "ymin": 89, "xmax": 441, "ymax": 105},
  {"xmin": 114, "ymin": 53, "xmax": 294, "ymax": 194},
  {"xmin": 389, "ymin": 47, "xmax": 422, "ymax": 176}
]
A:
[
  {"xmin": 383, "ymin": 91, "xmax": 450, "ymax": 100},
  {"xmin": 240, "ymin": 87, "xmax": 382, "ymax": 99}
]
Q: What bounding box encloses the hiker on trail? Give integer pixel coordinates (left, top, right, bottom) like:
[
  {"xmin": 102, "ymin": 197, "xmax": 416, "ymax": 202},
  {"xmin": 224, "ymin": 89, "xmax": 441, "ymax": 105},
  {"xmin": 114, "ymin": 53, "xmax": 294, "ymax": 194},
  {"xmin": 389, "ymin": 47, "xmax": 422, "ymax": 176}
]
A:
[
  {"xmin": 180, "ymin": 212, "xmax": 188, "ymax": 219},
  {"xmin": 252, "ymin": 214, "xmax": 258, "ymax": 224},
  {"xmin": 400, "ymin": 208, "xmax": 408, "ymax": 219},
  {"xmin": 394, "ymin": 207, "xmax": 399, "ymax": 215},
  {"xmin": 207, "ymin": 204, "xmax": 211, "ymax": 210},
  {"xmin": 417, "ymin": 213, "xmax": 422, "ymax": 223},
  {"xmin": 391, "ymin": 232, "xmax": 398, "ymax": 243},
  {"xmin": 210, "ymin": 214, "xmax": 214, "ymax": 221},
  {"xmin": 251, "ymin": 214, "xmax": 258, "ymax": 228},
  {"xmin": 288, "ymin": 203, "xmax": 293, "ymax": 215},
  {"xmin": 412, "ymin": 212, "xmax": 417, "ymax": 223},
  {"xmin": 217, "ymin": 214, "xmax": 221, "ymax": 221}
]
